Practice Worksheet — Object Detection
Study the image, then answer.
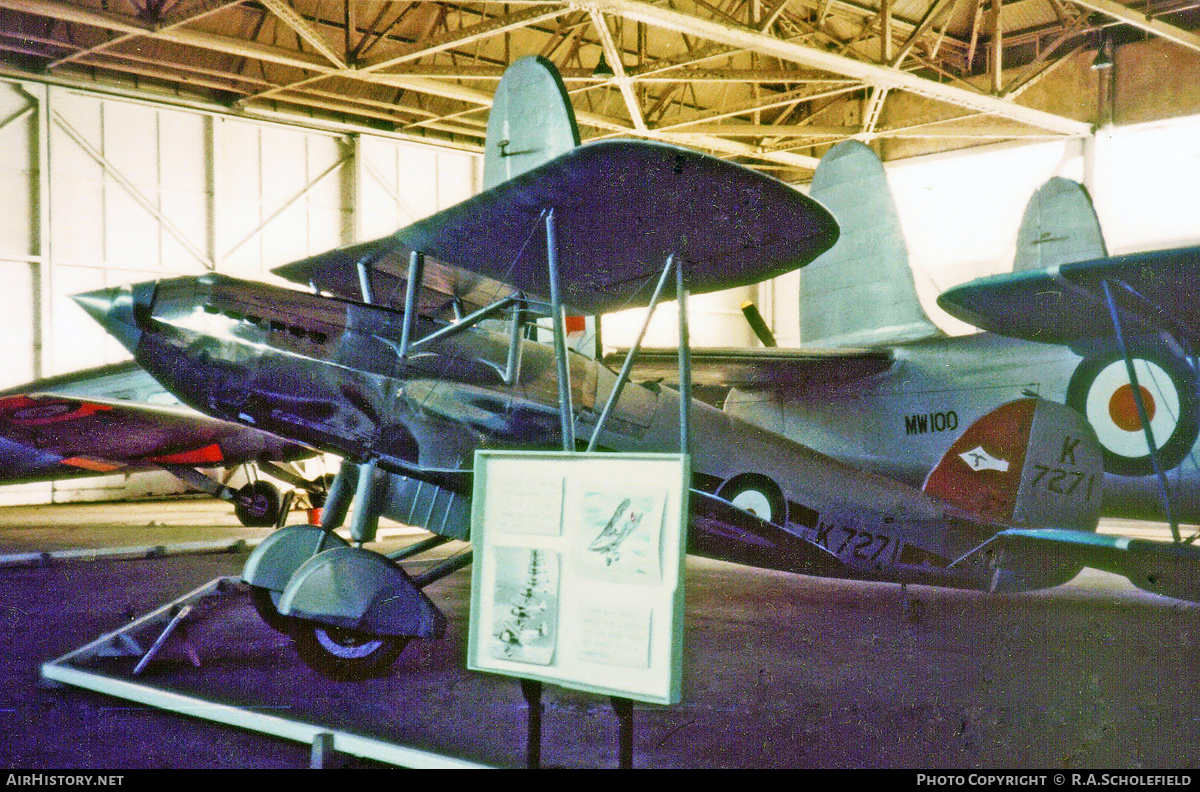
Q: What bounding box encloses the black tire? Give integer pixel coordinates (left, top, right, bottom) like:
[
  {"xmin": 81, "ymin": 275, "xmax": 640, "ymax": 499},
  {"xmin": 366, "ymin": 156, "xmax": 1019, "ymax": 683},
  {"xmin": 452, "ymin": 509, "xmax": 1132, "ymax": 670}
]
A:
[
  {"xmin": 291, "ymin": 621, "xmax": 410, "ymax": 681},
  {"xmin": 234, "ymin": 481, "xmax": 281, "ymax": 527},
  {"xmin": 248, "ymin": 585, "xmax": 293, "ymax": 633}
]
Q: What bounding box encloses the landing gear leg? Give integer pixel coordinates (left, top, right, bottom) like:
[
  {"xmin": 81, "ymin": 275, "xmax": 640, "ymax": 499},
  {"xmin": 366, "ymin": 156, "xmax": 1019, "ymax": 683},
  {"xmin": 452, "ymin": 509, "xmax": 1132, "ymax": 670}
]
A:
[{"xmin": 901, "ymin": 583, "xmax": 923, "ymax": 624}]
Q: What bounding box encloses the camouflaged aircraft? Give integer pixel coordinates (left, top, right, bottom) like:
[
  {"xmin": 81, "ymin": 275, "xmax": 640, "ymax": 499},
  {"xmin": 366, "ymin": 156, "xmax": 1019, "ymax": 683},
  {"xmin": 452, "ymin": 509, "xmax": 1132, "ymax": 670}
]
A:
[
  {"xmin": 74, "ymin": 57, "xmax": 1200, "ymax": 680},
  {"xmin": 0, "ymin": 361, "xmax": 318, "ymax": 526}
]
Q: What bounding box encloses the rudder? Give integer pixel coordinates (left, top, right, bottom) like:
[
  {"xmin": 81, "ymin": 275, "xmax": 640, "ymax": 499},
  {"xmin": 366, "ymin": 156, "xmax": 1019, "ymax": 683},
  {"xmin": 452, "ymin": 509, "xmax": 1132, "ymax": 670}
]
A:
[{"xmin": 924, "ymin": 398, "xmax": 1103, "ymax": 533}]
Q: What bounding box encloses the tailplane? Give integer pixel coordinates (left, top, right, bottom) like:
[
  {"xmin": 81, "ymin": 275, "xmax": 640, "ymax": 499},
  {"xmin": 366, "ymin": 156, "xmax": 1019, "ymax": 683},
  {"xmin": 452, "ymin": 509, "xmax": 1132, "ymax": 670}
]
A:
[
  {"xmin": 801, "ymin": 141, "xmax": 941, "ymax": 348},
  {"xmin": 1012, "ymin": 176, "xmax": 1108, "ymax": 272}
]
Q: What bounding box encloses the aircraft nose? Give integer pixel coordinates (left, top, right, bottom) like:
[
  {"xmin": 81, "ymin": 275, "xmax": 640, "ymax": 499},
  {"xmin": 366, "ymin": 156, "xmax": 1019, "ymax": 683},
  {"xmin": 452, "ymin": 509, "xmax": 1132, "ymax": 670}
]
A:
[{"xmin": 72, "ymin": 283, "xmax": 152, "ymax": 352}]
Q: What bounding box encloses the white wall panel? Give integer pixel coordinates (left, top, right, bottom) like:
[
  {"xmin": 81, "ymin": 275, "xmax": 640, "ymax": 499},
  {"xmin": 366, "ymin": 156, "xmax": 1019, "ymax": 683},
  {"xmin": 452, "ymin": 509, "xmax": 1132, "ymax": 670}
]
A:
[
  {"xmin": 49, "ymin": 264, "xmax": 107, "ymax": 375},
  {"xmin": 213, "ymin": 117, "xmax": 352, "ymax": 279},
  {"xmin": 1090, "ymin": 116, "xmax": 1200, "ymax": 254},
  {"xmin": 436, "ymin": 149, "xmax": 478, "ymax": 208},
  {"xmin": 103, "ymin": 101, "xmax": 160, "ymax": 191},
  {"xmin": 0, "ymin": 77, "xmax": 480, "ymax": 505},
  {"xmin": 355, "ymin": 137, "xmax": 479, "ymax": 240},
  {"xmin": 0, "ymin": 85, "xmax": 36, "ymax": 262},
  {"xmin": 0, "ymin": 261, "xmax": 36, "ymax": 389},
  {"xmin": 104, "ymin": 186, "xmax": 161, "ymax": 269}
]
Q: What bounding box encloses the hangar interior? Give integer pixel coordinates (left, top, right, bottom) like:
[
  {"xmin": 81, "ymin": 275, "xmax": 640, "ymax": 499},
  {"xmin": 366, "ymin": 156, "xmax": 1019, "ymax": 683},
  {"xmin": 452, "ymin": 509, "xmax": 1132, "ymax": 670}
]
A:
[
  {"xmin": 0, "ymin": 0, "xmax": 1196, "ymax": 504},
  {"xmin": 1, "ymin": 2, "xmax": 1200, "ymax": 771}
]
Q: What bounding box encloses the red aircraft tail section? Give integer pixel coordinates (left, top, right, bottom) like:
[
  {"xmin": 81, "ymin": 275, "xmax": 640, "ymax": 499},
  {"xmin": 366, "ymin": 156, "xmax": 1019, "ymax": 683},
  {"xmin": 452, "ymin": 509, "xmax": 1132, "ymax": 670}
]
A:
[{"xmin": 923, "ymin": 398, "xmax": 1103, "ymax": 533}]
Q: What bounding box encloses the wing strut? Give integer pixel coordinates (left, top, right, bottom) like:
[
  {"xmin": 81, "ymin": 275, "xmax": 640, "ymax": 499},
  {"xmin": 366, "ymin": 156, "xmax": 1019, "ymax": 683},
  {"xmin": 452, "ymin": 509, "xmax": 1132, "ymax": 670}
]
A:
[
  {"xmin": 535, "ymin": 205, "xmax": 693, "ymax": 772},
  {"xmin": 587, "ymin": 254, "xmax": 677, "ymax": 451},
  {"xmin": 545, "ymin": 208, "xmax": 575, "ymax": 452},
  {"xmin": 1101, "ymin": 278, "xmax": 1183, "ymax": 543}
]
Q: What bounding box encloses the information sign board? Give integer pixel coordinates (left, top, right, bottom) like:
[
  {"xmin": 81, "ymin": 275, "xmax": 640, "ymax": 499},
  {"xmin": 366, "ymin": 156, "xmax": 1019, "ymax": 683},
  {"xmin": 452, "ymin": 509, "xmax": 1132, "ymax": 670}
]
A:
[{"xmin": 467, "ymin": 451, "xmax": 689, "ymax": 705}]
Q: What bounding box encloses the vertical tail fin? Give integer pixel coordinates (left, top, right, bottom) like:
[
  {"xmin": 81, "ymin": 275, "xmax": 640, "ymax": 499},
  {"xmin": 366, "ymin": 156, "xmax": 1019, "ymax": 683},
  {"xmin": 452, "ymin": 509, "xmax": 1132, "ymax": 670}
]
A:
[
  {"xmin": 923, "ymin": 398, "xmax": 1103, "ymax": 533},
  {"xmin": 483, "ymin": 56, "xmax": 600, "ymax": 357},
  {"xmin": 483, "ymin": 55, "xmax": 580, "ymax": 191},
  {"xmin": 1012, "ymin": 177, "xmax": 1108, "ymax": 272},
  {"xmin": 801, "ymin": 141, "xmax": 941, "ymax": 347}
]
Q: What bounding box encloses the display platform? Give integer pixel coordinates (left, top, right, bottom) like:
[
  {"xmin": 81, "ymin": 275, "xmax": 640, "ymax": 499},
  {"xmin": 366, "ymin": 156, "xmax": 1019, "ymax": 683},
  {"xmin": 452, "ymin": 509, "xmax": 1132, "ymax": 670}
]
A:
[{"xmin": 1, "ymin": 501, "xmax": 1198, "ymax": 768}]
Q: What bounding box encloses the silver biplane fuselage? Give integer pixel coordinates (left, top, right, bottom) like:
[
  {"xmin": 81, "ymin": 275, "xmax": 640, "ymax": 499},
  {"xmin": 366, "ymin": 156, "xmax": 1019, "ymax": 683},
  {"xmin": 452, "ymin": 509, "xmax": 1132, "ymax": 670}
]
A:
[{"xmin": 87, "ymin": 272, "xmax": 1050, "ymax": 593}]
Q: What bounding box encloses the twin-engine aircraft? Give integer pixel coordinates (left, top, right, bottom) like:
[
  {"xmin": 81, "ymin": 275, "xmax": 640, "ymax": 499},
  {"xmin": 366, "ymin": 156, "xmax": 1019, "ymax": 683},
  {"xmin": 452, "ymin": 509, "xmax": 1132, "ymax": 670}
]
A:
[
  {"xmin": 75, "ymin": 56, "xmax": 1200, "ymax": 680},
  {"xmin": 701, "ymin": 141, "xmax": 1200, "ymax": 532}
]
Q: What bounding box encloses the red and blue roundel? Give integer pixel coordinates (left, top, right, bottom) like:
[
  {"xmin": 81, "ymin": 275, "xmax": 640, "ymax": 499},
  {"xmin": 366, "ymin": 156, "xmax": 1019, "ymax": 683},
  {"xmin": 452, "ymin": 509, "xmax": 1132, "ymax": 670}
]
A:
[{"xmin": 1066, "ymin": 349, "xmax": 1198, "ymax": 477}]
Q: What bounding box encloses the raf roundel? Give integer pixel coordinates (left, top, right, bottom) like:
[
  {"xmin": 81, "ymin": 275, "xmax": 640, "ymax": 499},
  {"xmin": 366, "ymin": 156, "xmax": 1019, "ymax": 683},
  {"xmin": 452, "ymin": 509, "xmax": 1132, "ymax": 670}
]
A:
[{"xmin": 1066, "ymin": 349, "xmax": 1199, "ymax": 477}]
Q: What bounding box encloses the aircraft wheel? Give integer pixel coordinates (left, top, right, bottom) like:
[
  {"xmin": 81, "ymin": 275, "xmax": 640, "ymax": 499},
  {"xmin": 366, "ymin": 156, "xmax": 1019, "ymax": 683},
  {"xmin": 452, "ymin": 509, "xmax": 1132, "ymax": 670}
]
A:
[
  {"xmin": 291, "ymin": 621, "xmax": 410, "ymax": 681},
  {"xmin": 248, "ymin": 585, "xmax": 293, "ymax": 633},
  {"xmin": 719, "ymin": 473, "xmax": 787, "ymax": 525},
  {"xmin": 234, "ymin": 481, "xmax": 281, "ymax": 527}
]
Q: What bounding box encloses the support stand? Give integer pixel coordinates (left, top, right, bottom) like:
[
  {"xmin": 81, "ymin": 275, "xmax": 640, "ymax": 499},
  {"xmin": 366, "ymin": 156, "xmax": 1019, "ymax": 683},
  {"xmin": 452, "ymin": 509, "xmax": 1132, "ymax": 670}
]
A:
[
  {"xmin": 521, "ymin": 678, "xmax": 543, "ymax": 769},
  {"xmin": 132, "ymin": 604, "xmax": 200, "ymax": 675},
  {"xmin": 41, "ymin": 577, "xmax": 487, "ymax": 769},
  {"xmin": 611, "ymin": 697, "xmax": 634, "ymax": 769}
]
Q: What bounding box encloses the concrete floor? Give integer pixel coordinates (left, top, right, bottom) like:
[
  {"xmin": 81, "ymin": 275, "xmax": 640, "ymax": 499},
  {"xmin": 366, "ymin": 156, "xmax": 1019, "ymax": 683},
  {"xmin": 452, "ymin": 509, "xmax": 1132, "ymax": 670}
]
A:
[{"xmin": 1, "ymin": 499, "xmax": 1198, "ymax": 769}]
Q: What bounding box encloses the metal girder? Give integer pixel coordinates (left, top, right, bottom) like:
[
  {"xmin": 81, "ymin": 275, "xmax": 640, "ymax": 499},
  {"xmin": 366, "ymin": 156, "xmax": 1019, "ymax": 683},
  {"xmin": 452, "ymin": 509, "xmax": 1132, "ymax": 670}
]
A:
[
  {"xmin": 655, "ymin": 83, "xmax": 862, "ymax": 132},
  {"xmin": 370, "ymin": 69, "xmax": 822, "ymax": 169},
  {"xmin": 581, "ymin": 0, "xmax": 1092, "ymax": 135},
  {"xmin": 891, "ymin": 0, "xmax": 958, "ymax": 66},
  {"xmin": 359, "ymin": 5, "xmax": 573, "ymax": 72},
  {"xmin": 1068, "ymin": 0, "xmax": 1200, "ymax": 54},
  {"xmin": 659, "ymin": 122, "xmax": 852, "ymax": 136},
  {"xmin": 589, "ymin": 9, "xmax": 648, "ymax": 130},
  {"xmin": 258, "ymin": 0, "xmax": 347, "ymax": 69},
  {"xmin": 0, "ymin": 0, "xmax": 337, "ymax": 72},
  {"xmin": 862, "ymin": 85, "xmax": 890, "ymax": 134}
]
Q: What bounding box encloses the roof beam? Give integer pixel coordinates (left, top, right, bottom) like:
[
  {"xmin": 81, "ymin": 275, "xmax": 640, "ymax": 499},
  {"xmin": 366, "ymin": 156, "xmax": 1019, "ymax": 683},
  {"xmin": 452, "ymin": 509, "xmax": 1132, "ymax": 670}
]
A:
[
  {"xmin": 582, "ymin": 0, "xmax": 1092, "ymax": 135},
  {"xmin": 0, "ymin": 0, "xmax": 338, "ymax": 72},
  {"xmin": 258, "ymin": 0, "xmax": 346, "ymax": 68},
  {"xmin": 369, "ymin": 71, "xmax": 820, "ymax": 168},
  {"xmin": 358, "ymin": 5, "xmax": 573, "ymax": 71},
  {"xmin": 1067, "ymin": 0, "xmax": 1200, "ymax": 54},
  {"xmin": 589, "ymin": 9, "xmax": 647, "ymax": 129}
]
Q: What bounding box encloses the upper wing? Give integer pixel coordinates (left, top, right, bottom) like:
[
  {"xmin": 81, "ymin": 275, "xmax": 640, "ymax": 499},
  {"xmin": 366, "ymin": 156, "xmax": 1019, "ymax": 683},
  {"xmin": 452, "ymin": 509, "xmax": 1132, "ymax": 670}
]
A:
[
  {"xmin": 273, "ymin": 243, "xmax": 503, "ymax": 322},
  {"xmin": 278, "ymin": 140, "xmax": 838, "ymax": 316},
  {"xmin": 0, "ymin": 393, "xmax": 310, "ymax": 483},
  {"xmin": 936, "ymin": 244, "xmax": 1200, "ymax": 345},
  {"xmin": 601, "ymin": 346, "xmax": 893, "ymax": 390}
]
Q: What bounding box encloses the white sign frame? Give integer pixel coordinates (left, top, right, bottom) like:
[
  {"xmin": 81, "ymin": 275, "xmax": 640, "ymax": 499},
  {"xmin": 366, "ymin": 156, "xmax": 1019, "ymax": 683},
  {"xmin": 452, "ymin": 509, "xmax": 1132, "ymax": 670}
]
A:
[{"xmin": 467, "ymin": 450, "xmax": 689, "ymax": 705}]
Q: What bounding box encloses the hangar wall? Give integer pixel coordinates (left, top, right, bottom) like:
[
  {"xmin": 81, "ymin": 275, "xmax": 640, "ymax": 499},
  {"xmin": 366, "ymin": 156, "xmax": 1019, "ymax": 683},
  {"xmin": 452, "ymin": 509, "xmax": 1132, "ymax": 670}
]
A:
[
  {"xmin": 0, "ymin": 77, "xmax": 478, "ymax": 505},
  {"xmin": 887, "ymin": 112, "xmax": 1200, "ymax": 335}
]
